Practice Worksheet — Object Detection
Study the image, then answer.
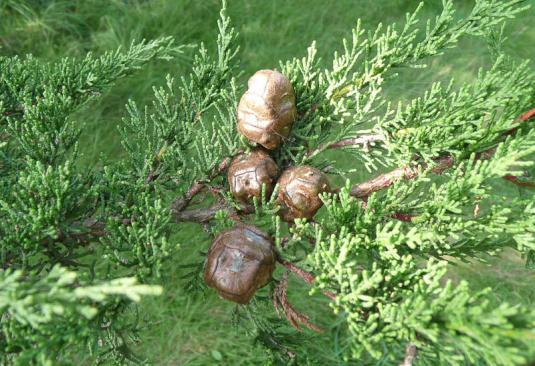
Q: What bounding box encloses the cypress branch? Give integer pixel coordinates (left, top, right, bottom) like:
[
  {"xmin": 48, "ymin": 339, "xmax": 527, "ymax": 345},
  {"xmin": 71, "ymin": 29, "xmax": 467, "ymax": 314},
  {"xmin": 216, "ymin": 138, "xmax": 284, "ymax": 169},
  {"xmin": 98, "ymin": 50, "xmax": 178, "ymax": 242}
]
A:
[{"xmin": 2, "ymin": 0, "xmax": 535, "ymax": 364}]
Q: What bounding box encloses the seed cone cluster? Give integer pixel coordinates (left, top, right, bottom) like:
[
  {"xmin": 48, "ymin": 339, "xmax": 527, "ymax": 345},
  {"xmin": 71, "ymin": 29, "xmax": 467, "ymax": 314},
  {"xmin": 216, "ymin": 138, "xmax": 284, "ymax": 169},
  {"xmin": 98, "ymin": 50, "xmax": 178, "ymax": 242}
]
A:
[
  {"xmin": 230, "ymin": 69, "xmax": 331, "ymax": 219},
  {"xmin": 206, "ymin": 69, "xmax": 331, "ymax": 304}
]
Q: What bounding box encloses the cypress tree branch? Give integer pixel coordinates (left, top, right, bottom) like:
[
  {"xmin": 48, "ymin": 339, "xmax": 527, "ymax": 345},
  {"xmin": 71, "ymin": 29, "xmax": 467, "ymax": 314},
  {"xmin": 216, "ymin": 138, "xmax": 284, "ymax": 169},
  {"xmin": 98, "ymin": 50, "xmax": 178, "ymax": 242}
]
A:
[
  {"xmin": 306, "ymin": 134, "xmax": 385, "ymax": 158},
  {"xmin": 172, "ymin": 202, "xmax": 251, "ymax": 223},
  {"xmin": 278, "ymin": 259, "xmax": 336, "ymax": 301},
  {"xmin": 172, "ymin": 109, "xmax": 535, "ymax": 224},
  {"xmin": 519, "ymin": 107, "xmax": 535, "ymax": 123},
  {"xmin": 326, "ymin": 134, "xmax": 385, "ymax": 150},
  {"xmin": 273, "ymin": 272, "xmax": 323, "ymax": 332},
  {"xmin": 3, "ymin": 1, "xmax": 534, "ymax": 363},
  {"xmin": 350, "ymin": 156, "xmax": 455, "ymax": 198},
  {"xmin": 502, "ymin": 174, "xmax": 535, "ymax": 188},
  {"xmin": 350, "ymin": 110, "xmax": 535, "ymax": 198},
  {"xmin": 171, "ymin": 156, "xmax": 233, "ymax": 212},
  {"xmin": 172, "ymin": 198, "xmax": 416, "ymax": 224},
  {"xmin": 357, "ymin": 199, "xmax": 417, "ymax": 222},
  {"xmin": 399, "ymin": 344, "xmax": 417, "ymax": 366}
]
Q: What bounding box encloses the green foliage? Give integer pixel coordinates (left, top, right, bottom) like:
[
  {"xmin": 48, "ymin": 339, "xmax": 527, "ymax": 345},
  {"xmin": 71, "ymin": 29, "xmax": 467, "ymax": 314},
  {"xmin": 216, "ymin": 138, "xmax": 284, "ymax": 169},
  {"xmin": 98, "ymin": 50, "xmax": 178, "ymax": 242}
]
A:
[
  {"xmin": 380, "ymin": 57, "xmax": 534, "ymax": 165},
  {"xmin": 0, "ymin": 159, "xmax": 94, "ymax": 267},
  {"xmin": 281, "ymin": 0, "xmax": 531, "ymax": 170},
  {"xmin": 304, "ymin": 128, "xmax": 535, "ymax": 362},
  {"xmin": 0, "ymin": 265, "xmax": 161, "ymax": 365},
  {"xmin": 0, "ymin": 22, "xmax": 182, "ymax": 364},
  {"xmin": 101, "ymin": 193, "xmax": 171, "ymax": 279},
  {"xmin": 1, "ymin": 0, "xmax": 535, "ymax": 365},
  {"xmin": 1, "ymin": 37, "xmax": 179, "ymax": 164},
  {"xmin": 118, "ymin": 2, "xmax": 240, "ymax": 192}
]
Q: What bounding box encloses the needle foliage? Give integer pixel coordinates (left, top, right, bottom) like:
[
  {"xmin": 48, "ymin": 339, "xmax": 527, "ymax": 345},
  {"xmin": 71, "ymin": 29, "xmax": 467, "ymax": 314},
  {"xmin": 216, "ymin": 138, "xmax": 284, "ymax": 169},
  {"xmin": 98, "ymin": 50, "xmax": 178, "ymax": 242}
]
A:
[{"xmin": 1, "ymin": 0, "xmax": 534, "ymax": 365}]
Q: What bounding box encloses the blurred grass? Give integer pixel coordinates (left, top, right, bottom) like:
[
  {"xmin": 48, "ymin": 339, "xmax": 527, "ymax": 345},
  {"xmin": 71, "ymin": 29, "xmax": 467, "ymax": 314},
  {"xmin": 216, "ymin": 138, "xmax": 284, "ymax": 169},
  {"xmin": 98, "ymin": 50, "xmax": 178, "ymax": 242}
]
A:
[{"xmin": 2, "ymin": 0, "xmax": 535, "ymax": 364}]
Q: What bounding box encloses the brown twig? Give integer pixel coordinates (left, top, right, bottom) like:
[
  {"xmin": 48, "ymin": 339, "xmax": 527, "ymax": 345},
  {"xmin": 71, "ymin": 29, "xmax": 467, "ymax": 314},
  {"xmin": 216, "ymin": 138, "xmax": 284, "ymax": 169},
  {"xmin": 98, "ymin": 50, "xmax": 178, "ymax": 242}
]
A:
[
  {"xmin": 358, "ymin": 192, "xmax": 416, "ymax": 222},
  {"xmin": 389, "ymin": 212, "xmax": 416, "ymax": 222},
  {"xmin": 350, "ymin": 109, "xmax": 535, "ymax": 199},
  {"xmin": 52, "ymin": 217, "xmax": 133, "ymax": 247},
  {"xmin": 173, "ymin": 199, "xmax": 417, "ymax": 224},
  {"xmin": 53, "ymin": 218, "xmax": 110, "ymax": 245},
  {"xmin": 278, "ymin": 258, "xmax": 336, "ymax": 301},
  {"xmin": 350, "ymin": 156, "xmax": 454, "ymax": 198},
  {"xmin": 306, "ymin": 134, "xmax": 385, "ymax": 158},
  {"xmin": 273, "ymin": 272, "xmax": 323, "ymax": 332},
  {"xmin": 171, "ymin": 156, "xmax": 233, "ymax": 212},
  {"xmin": 172, "ymin": 202, "xmax": 253, "ymax": 223},
  {"xmin": 399, "ymin": 344, "xmax": 417, "ymax": 366},
  {"xmin": 519, "ymin": 107, "xmax": 535, "ymax": 124},
  {"xmin": 1, "ymin": 108, "xmax": 23, "ymax": 118},
  {"xmin": 145, "ymin": 170, "xmax": 160, "ymax": 184},
  {"xmin": 502, "ymin": 175, "xmax": 535, "ymax": 188}
]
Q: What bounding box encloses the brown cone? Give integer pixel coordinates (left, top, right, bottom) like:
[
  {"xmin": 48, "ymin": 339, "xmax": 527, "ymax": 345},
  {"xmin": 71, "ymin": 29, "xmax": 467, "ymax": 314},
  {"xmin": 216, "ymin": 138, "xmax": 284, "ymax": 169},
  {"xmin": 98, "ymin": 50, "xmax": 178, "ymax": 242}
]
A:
[
  {"xmin": 204, "ymin": 225, "xmax": 276, "ymax": 304},
  {"xmin": 277, "ymin": 166, "xmax": 330, "ymax": 222},
  {"xmin": 227, "ymin": 148, "xmax": 279, "ymax": 204},
  {"xmin": 237, "ymin": 69, "xmax": 297, "ymax": 150}
]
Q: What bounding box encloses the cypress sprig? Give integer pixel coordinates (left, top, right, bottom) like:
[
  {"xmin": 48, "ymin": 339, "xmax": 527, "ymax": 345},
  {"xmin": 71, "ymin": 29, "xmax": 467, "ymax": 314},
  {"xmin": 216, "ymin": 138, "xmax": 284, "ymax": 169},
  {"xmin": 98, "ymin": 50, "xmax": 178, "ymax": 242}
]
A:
[
  {"xmin": 0, "ymin": 265, "xmax": 161, "ymax": 365},
  {"xmin": 1, "ymin": 0, "xmax": 535, "ymax": 364}
]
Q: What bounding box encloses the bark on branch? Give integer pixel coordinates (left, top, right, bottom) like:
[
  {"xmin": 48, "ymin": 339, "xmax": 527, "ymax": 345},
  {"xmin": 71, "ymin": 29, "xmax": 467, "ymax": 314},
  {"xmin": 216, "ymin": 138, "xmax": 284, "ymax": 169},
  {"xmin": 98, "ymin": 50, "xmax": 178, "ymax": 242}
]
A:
[
  {"xmin": 399, "ymin": 344, "xmax": 417, "ymax": 366},
  {"xmin": 520, "ymin": 107, "xmax": 535, "ymax": 123},
  {"xmin": 171, "ymin": 156, "xmax": 233, "ymax": 212},
  {"xmin": 278, "ymin": 258, "xmax": 336, "ymax": 301},
  {"xmin": 172, "ymin": 202, "xmax": 253, "ymax": 223},
  {"xmin": 306, "ymin": 134, "xmax": 385, "ymax": 158},
  {"xmin": 350, "ymin": 109, "xmax": 535, "ymax": 198},
  {"xmin": 350, "ymin": 155, "xmax": 454, "ymax": 198}
]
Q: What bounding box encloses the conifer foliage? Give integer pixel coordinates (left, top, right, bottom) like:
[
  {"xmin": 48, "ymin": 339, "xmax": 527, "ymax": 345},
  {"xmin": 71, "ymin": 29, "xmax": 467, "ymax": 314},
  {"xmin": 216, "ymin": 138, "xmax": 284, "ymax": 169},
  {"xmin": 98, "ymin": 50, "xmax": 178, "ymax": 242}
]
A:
[{"xmin": 1, "ymin": 1, "xmax": 535, "ymax": 364}]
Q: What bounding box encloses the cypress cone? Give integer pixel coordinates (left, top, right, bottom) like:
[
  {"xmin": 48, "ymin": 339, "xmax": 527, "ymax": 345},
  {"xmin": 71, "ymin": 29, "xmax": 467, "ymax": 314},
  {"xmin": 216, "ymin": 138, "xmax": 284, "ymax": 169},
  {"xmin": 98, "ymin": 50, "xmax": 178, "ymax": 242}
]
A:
[
  {"xmin": 204, "ymin": 225, "xmax": 276, "ymax": 304},
  {"xmin": 237, "ymin": 69, "xmax": 296, "ymax": 150},
  {"xmin": 227, "ymin": 148, "xmax": 279, "ymax": 204},
  {"xmin": 277, "ymin": 165, "xmax": 331, "ymax": 222}
]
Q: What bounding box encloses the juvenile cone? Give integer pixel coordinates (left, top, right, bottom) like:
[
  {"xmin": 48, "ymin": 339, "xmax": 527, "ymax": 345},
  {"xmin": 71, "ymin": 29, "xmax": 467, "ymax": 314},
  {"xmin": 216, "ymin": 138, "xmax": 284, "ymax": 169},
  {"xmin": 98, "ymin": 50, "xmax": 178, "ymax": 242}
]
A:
[
  {"xmin": 277, "ymin": 166, "xmax": 330, "ymax": 222},
  {"xmin": 227, "ymin": 148, "xmax": 279, "ymax": 203},
  {"xmin": 204, "ymin": 225, "xmax": 276, "ymax": 304},
  {"xmin": 237, "ymin": 69, "xmax": 296, "ymax": 150}
]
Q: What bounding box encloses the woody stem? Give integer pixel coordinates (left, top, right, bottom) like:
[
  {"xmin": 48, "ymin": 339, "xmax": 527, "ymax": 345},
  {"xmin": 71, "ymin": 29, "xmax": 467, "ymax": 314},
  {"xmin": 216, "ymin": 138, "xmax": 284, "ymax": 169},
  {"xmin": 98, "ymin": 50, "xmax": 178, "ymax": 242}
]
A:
[
  {"xmin": 350, "ymin": 109, "xmax": 535, "ymax": 198},
  {"xmin": 306, "ymin": 133, "xmax": 385, "ymax": 158},
  {"xmin": 277, "ymin": 258, "xmax": 336, "ymax": 301}
]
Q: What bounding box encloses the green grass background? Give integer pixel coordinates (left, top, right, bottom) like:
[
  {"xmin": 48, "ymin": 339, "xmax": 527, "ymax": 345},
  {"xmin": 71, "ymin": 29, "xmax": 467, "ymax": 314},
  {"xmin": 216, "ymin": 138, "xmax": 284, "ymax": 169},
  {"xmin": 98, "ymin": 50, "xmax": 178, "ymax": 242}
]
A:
[{"xmin": 1, "ymin": 0, "xmax": 535, "ymax": 364}]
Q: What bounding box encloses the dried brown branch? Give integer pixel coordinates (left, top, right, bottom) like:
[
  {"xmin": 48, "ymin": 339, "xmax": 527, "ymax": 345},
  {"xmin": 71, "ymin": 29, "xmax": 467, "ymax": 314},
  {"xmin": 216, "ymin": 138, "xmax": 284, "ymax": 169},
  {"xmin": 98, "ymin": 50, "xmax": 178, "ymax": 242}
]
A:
[
  {"xmin": 389, "ymin": 212, "xmax": 416, "ymax": 222},
  {"xmin": 171, "ymin": 156, "xmax": 233, "ymax": 212},
  {"xmin": 52, "ymin": 217, "xmax": 134, "ymax": 247},
  {"xmin": 502, "ymin": 174, "xmax": 535, "ymax": 188},
  {"xmin": 54, "ymin": 218, "xmax": 113, "ymax": 244},
  {"xmin": 278, "ymin": 258, "xmax": 336, "ymax": 301},
  {"xmin": 399, "ymin": 344, "xmax": 417, "ymax": 366},
  {"xmin": 306, "ymin": 134, "xmax": 385, "ymax": 158},
  {"xmin": 172, "ymin": 202, "xmax": 253, "ymax": 223},
  {"xmin": 145, "ymin": 170, "xmax": 160, "ymax": 184},
  {"xmin": 1, "ymin": 107, "xmax": 23, "ymax": 118},
  {"xmin": 273, "ymin": 272, "xmax": 323, "ymax": 332},
  {"xmin": 519, "ymin": 107, "xmax": 535, "ymax": 124},
  {"xmin": 350, "ymin": 156, "xmax": 454, "ymax": 198},
  {"xmin": 350, "ymin": 109, "xmax": 535, "ymax": 198}
]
